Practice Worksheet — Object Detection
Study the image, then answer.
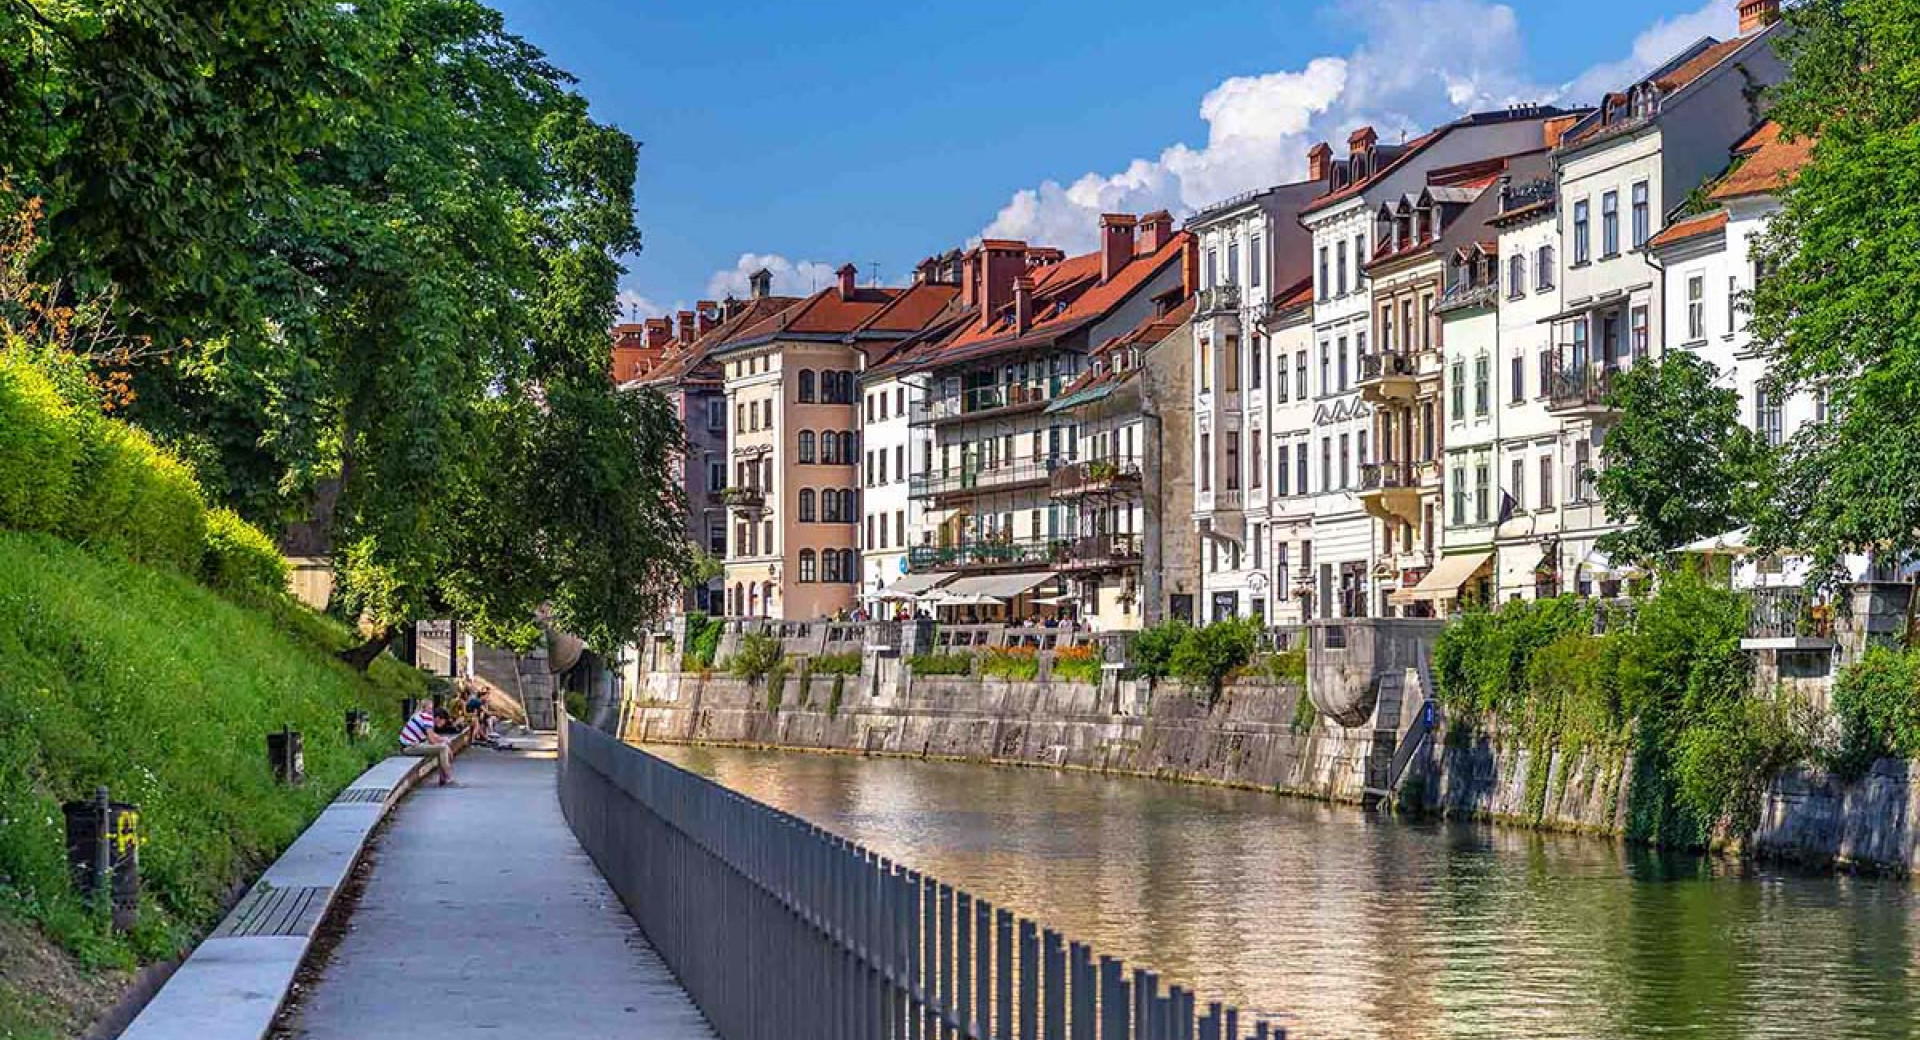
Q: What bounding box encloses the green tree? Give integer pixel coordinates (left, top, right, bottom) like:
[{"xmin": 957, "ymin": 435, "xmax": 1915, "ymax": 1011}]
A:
[
  {"xmin": 1595, "ymin": 352, "xmax": 1767, "ymax": 567},
  {"xmin": 1745, "ymin": 0, "xmax": 1920, "ymax": 587}
]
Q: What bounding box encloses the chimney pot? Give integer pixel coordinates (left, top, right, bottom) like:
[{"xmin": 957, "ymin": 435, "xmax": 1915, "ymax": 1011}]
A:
[
  {"xmin": 1013, "ymin": 275, "xmax": 1035, "ymax": 334},
  {"xmin": 676, "ymin": 310, "xmax": 696, "ymax": 345},
  {"xmin": 696, "ymin": 301, "xmax": 719, "ymax": 335},
  {"xmin": 1739, "ymin": 0, "xmax": 1779, "ymax": 35},
  {"xmin": 1307, "ymin": 142, "xmax": 1334, "ymax": 184},
  {"xmin": 748, "ymin": 267, "xmax": 773, "ymax": 300},
  {"xmin": 1099, "ymin": 214, "xmax": 1138, "ymax": 285},
  {"xmin": 1137, "ymin": 210, "xmax": 1175, "ymax": 255},
  {"xmin": 836, "ymin": 263, "xmax": 858, "ymax": 301},
  {"xmin": 976, "ymin": 241, "xmax": 1028, "ymax": 330}
]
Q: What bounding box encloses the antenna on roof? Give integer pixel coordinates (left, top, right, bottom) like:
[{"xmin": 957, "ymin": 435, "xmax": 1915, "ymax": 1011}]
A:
[{"xmin": 867, "ymin": 261, "xmax": 882, "ymax": 287}]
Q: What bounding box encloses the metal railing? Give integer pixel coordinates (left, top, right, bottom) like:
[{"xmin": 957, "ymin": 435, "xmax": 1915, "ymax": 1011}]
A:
[
  {"xmin": 1062, "ymin": 533, "xmax": 1143, "ymax": 569},
  {"xmin": 1358, "ymin": 351, "xmax": 1413, "ymax": 383},
  {"xmin": 1746, "ymin": 586, "xmax": 1834, "ymax": 641},
  {"xmin": 909, "ymin": 538, "xmax": 1072, "ymax": 571},
  {"xmin": 911, "ymin": 457, "xmax": 1064, "ymax": 499},
  {"xmin": 723, "ymin": 486, "xmax": 767, "ymax": 512},
  {"xmin": 1359, "ymin": 461, "xmax": 1412, "ymax": 492},
  {"xmin": 1195, "ymin": 284, "xmax": 1242, "ymax": 315},
  {"xmin": 1547, "ymin": 363, "xmax": 1617, "ymax": 411},
  {"xmin": 1051, "ymin": 458, "xmax": 1143, "ymax": 496},
  {"xmin": 561, "ymin": 719, "xmax": 1286, "ymax": 1039},
  {"xmin": 912, "ymin": 377, "xmax": 1067, "ymax": 425}
]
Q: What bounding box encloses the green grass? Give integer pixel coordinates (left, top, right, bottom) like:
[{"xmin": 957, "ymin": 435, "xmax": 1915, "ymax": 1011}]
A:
[{"xmin": 0, "ymin": 531, "xmax": 426, "ymax": 977}]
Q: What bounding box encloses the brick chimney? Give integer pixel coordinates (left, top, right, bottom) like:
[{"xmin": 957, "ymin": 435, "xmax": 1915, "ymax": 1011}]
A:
[
  {"xmin": 961, "ymin": 247, "xmax": 980, "ymax": 307},
  {"xmin": 836, "ymin": 263, "xmax": 858, "ymax": 301},
  {"xmin": 1137, "ymin": 210, "xmax": 1174, "ymax": 255},
  {"xmin": 1013, "ymin": 275, "xmax": 1034, "ymax": 335},
  {"xmin": 978, "ymin": 241, "xmax": 1027, "ymax": 329},
  {"xmin": 696, "ymin": 300, "xmax": 719, "ymax": 335},
  {"xmin": 748, "ymin": 267, "xmax": 772, "ymax": 300},
  {"xmin": 722, "ymin": 295, "xmax": 744, "ymax": 321},
  {"xmin": 1307, "ymin": 142, "xmax": 1333, "ymax": 184},
  {"xmin": 1099, "ymin": 214, "xmax": 1138, "ymax": 284},
  {"xmin": 1739, "ymin": 0, "xmax": 1779, "ymax": 35},
  {"xmin": 644, "ymin": 317, "xmax": 673, "ymax": 349}
]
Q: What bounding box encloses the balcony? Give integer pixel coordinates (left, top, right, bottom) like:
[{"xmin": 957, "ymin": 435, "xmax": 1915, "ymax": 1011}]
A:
[
  {"xmin": 1436, "ymin": 281, "xmax": 1499, "ymax": 315},
  {"xmin": 1358, "ymin": 351, "xmax": 1418, "ymax": 404},
  {"xmin": 1051, "ymin": 458, "xmax": 1143, "ymax": 499},
  {"xmin": 1358, "ymin": 461, "xmax": 1421, "ymax": 525},
  {"xmin": 1059, "ymin": 532, "xmax": 1144, "ymax": 572},
  {"xmin": 908, "ymin": 537, "xmax": 1072, "ymax": 573},
  {"xmin": 1742, "ymin": 586, "xmax": 1835, "ymax": 650},
  {"xmin": 722, "ymin": 486, "xmax": 766, "ymax": 517},
  {"xmin": 1196, "ymin": 284, "xmax": 1242, "ymax": 316},
  {"xmin": 911, "ymin": 457, "xmax": 1064, "ymax": 501},
  {"xmin": 910, "ymin": 376, "xmax": 1066, "ymax": 426},
  {"xmin": 1547, "ymin": 363, "xmax": 1620, "ymax": 417}
]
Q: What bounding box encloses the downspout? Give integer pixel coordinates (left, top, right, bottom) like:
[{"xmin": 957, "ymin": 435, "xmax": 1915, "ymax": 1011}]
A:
[{"xmin": 1139, "ymin": 378, "xmax": 1166, "ymax": 627}]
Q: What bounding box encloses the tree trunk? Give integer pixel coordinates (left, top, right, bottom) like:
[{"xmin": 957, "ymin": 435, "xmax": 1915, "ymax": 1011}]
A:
[{"xmin": 338, "ymin": 625, "xmax": 395, "ymax": 672}]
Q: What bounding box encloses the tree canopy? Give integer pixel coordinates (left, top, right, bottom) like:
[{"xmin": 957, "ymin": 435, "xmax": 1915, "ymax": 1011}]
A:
[
  {"xmin": 1746, "ymin": 0, "xmax": 1920, "ymax": 587},
  {"xmin": 1, "ymin": 0, "xmax": 691, "ymax": 660}
]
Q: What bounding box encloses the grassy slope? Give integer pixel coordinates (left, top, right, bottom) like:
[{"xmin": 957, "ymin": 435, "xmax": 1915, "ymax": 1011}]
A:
[{"xmin": 0, "ymin": 531, "xmax": 427, "ymax": 1038}]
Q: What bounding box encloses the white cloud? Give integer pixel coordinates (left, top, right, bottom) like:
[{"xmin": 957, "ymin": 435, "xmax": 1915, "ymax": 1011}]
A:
[
  {"xmin": 1562, "ymin": 2, "xmax": 1736, "ymax": 103},
  {"xmin": 980, "ymin": 0, "xmax": 1735, "ymax": 253},
  {"xmin": 615, "ymin": 288, "xmax": 671, "ymax": 323},
  {"xmin": 706, "ymin": 252, "xmax": 841, "ymax": 300}
]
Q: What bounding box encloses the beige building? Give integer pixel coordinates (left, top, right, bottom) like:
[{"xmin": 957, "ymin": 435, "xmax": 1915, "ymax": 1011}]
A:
[{"xmin": 713, "ymin": 265, "xmax": 953, "ymax": 619}]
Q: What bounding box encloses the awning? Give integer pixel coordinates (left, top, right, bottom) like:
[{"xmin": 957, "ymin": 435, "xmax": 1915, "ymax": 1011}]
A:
[
  {"xmin": 1676, "ymin": 527, "xmax": 1751, "ymax": 557},
  {"xmin": 881, "ymin": 571, "xmax": 956, "ymax": 598},
  {"xmin": 1391, "ymin": 551, "xmax": 1492, "ymax": 604},
  {"xmin": 1497, "ymin": 543, "xmax": 1549, "ymax": 593},
  {"xmin": 1578, "ymin": 549, "xmax": 1644, "ymax": 579},
  {"xmin": 941, "ymin": 570, "xmax": 1059, "ymax": 603}
]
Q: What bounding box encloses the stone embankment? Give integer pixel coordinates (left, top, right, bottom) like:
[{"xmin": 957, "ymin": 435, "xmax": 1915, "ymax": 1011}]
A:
[{"xmin": 626, "ymin": 664, "xmax": 1920, "ymax": 873}]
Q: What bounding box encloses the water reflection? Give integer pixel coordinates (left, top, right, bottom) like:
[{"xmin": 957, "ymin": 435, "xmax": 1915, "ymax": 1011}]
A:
[{"xmin": 645, "ymin": 745, "xmax": 1919, "ymax": 1039}]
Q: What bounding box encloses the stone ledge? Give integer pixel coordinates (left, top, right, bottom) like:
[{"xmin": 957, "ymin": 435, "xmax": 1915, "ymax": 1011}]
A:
[{"xmin": 116, "ymin": 735, "xmax": 464, "ymax": 1040}]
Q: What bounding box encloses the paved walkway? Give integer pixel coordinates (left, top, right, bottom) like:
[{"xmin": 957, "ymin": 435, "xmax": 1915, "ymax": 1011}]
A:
[{"xmin": 285, "ymin": 738, "xmax": 713, "ymax": 1039}]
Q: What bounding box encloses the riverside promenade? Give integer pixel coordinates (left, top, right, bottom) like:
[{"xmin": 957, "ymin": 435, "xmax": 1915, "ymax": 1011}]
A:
[{"xmin": 281, "ymin": 737, "xmax": 712, "ymax": 1039}]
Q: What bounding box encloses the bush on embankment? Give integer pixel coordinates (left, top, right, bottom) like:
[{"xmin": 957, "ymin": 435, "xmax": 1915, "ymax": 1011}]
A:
[
  {"xmin": 1829, "ymin": 644, "xmax": 1920, "ymax": 779},
  {"xmin": 0, "ymin": 531, "xmax": 426, "ymax": 975},
  {"xmin": 1432, "ymin": 572, "xmax": 1814, "ymax": 847}
]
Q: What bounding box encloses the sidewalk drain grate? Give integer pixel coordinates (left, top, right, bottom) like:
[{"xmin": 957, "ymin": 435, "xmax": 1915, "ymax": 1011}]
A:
[
  {"xmin": 212, "ymin": 885, "xmax": 333, "ymax": 939},
  {"xmin": 336, "ymin": 787, "xmax": 391, "ymax": 804}
]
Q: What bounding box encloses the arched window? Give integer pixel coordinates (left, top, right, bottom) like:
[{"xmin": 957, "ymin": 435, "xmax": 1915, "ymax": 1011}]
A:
[
  {"xmin": 838, "ymin": 431, "xmax": 856, "ymax": 463},
  {"xmin": 799, "ymin": 549, "xmax": 817, "ymax": 583},
  {"xmin": 820, "ymin": 433, "xmax": 837, "ymax": 466},
  {"xmin": 798, "ymin": 431, "xmax": 816, "ymax": 464},
  {"xmin": 798, "ymin": 369, "xmax": 816, "ymax": 403},
  {"xmin": 823, "ymin": 488, "xmax": 840, "ymax": 522},
  {"xmin": 840, "ymin": 549, "xmax": 858, "ymax": 583},
  {"xmin": 747, "ymin": 583, "xmax": 760, "ymax": 616},
  {"xmin": 823, "ymin": 549, "xmax": 842, "ymax": 583},
  {"xmin": 798, "ymin": 488, "xmax": 816, "ymax": 521},
  {"xmin": 762, "ymin": 582, "xmax": 774, "ymax": 613},
  {"xmin": 840, "ymin": 489, "xmax": 857, "ymax": 521},
  {"xmin": 730, "ymin": 583, "xmax": 742, "ymax": 615}
]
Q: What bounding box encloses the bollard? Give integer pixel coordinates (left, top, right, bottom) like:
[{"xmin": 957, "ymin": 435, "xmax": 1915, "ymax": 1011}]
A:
[
  {"xmin": 267, "ymin": 724, "xmax": 305, "ymax": 785},
  {"xmin": 62, "ymin": 786, "xmax": 140, "ymax": 933},
  {"xmin": 345, "ymin": 709, "xmax": 371, "ymax": 744}
]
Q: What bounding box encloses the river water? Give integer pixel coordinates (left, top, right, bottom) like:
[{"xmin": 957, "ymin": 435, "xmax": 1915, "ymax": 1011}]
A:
[{"xmin": 644, "ymin": 744, "xmax": 1920, "ymax": 1040}]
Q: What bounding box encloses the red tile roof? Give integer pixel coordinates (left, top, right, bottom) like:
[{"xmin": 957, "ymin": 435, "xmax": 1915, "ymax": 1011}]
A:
[
  {"xmin": 1057, "ymin": 298, "xmax": 1197, "ymax": 399},
  {"xmin": 627, "ymin": 296, "xmax": 802, "ymax": 389},
  {"xmin": 858, "ymin": 281, "xmax": 960, "ymax": 335},
  {"xmin": 1654, "ymin": 38, "xmax": 1746, "ymax": 91},
  {"xmin": 1708, "ymin": 121, "xmax": 1814, "ymax": 202},
  {"xmin": 1299, "ymin": 131, "xmax": 1441, "ymax": 217},
  {"xmin": 1646, "ymin": 210, "xmax": 1728, "ymax": 250}
]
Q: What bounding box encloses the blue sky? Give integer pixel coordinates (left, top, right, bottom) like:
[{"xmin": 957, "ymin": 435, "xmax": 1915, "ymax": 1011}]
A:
[{"xmin": 486, "ymin": 0, "xmax": 1744, "ymax": 317}]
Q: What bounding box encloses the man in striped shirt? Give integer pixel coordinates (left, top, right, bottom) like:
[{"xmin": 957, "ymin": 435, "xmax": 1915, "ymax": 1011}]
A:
[{"xmin": 398, "ymin": 706, "xmax": 457, "ymax": 785}]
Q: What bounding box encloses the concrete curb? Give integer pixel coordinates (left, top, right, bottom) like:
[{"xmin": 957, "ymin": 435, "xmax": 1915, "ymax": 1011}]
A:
[{"xmin": 114, "ymin": 737, "xmax": 466, "ymax": 1040}]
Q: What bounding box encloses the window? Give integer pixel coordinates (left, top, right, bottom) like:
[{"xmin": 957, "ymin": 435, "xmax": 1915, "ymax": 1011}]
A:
[
  {"xmin": 822, "ymin": 549, "xmax": 840, "ymax": 583},
  {"xmin": 1601, "ymin": 190, "xmax": 1619, "ymax": 256},
  {"xmin": 1225, "ymin": 434, "xmax": 1241, "ymax": 491},
  {"xmin": 1475, "ymin": 460, "xmax": 1490, "ymax": 522},
  {"xmin": 1451, "ymin": 466, "xmax": 1467, "ymax": 525},
  {"xmin": 1625, "ymin": 306, "xmax": 1646, "ymax": 361},
  {"xmin": 864, "ymin": 450, "xmax": 874, "ymax": 487},
  {"xmin": 798, "ymin": 370, "xmax": 816, "ymax": 403},
  {"xmin": 895, "ymin": 510, "xmax": 905, "ymax": 546},
  {"xmin": 1336, "ymin": 336, "xmax": 1349, "ymax": 392},
  {"xmin": 798, "ymin": 431, "xmax": 815, "ymax": 464},
  {"xmin": 1295, "ymin": 443, "xmax": 1308, "ymax": 496},
  {"xmin": 1510, "ymin": 457, "xmax": 1525, "ymax": 511},
  {"xmin": 895, "ymin": 445, "xmax": 905, "ymax": 482},
  {"xmin": 799, "ymin": 550, "xmax": 817, "ymax": 582},
  {"xmin": 1250, "ymin": 234, "xmax": 1264, "ymax": 288},
  {"xmin": 1474, "ymin": 354, "xmax": 1490, "ymax": 416},
  {"xmin": 1537, "ymin": 245, "xmax": 1555, "ymax": 289},
  {"xmin": 1276, "ymin": 439, "xmax": 1291, "ymax": 496},
  {"xmin": 1538, "ymin": 349, "xmax": 1553, "ymax": 399},
  {"xmin": 1227, "ymin": 241, "xmax": 1240, "ymax": 285},
  {"xmin": 1687, "ymin": 275, "xmax": 1705, "ymax": 340},
  {"xmin": 1198, "ymin": 339, "xmax": 1213, "ymax": 393},
  {"xmin": 1510, "ymin": 355, "xmax": 1525, "ymax": 403},
  {"xmin": 735, "ymin": 401, "xmax": 746, "ymax": 431},
  {"xmin": 840, "ymin": 431, "xmax": 857, "ymax": 463},
  {"xmin": 1572, "ymin": 200, "xmax": 1590, "ymax": 264},
  {"xmin": 1508, "ymin": 254, "xmax": 1525, "ymax": 298},
  {"xmin": 1539, "ymin": 454, "xmax": 1554, "ymax": 510},
  {"xmin": 1572, "ymin": 440, "xmax": 1593, "ymax": 503},
  {"xmin": 878, "ymin": 450, "xmax": 888, "ymax": 485},
  {"xmin": 1756, "ymin": 386, "xmax": 1784, "ymax": 446},
  {"xmin": 1318, "ymin": 247, "xmax": 1329, "ymax": 301},
  {"xmin": 866, "ymin": 514, "xmax": 875, "ymax": 549},
  {"xmin": 1354, "ymin": 235, "xmax": 1367, "ymax": 280},
  {"xmin": 708, "ymin": 460, "xmax": 726, "ymax": 491},
  {"xmin": 1450, "ymin": 360, "xmax": 1466, "ymax": 420},
  {"xmin": 1250, "ymin": 434, "xmax": 1263, "ymax": 489},
  {"xmin": 1336, "ymin": 240, "xmax": 1349, "ymax": 296},
  {"xmin": 1338, "ymin": 433, "xmax": 1351, "ymax": 489},
  {"xmin": 1294, "ymin": 351, "xmax": 1308, "ymax": 401},
  {"xmin": 1224, "ymin": 335, "xmax": 1241, "ymax": 391},
  {"xmin": 707, "ymin": 398, "xmax": 725, "ymax": 430},
  {"xmin": 896, "ymin": 387, "xmax": 905, "ymax": 415},
  {"xmin": 1319, "ymin": 342, "xmax": 1330, "ymax": 395},
  {"xmin": 763, "ymin": 518, "xmax": 774, "ymax": 552},
  {"xmin": 1205, "ymin": 247, "xmax": 1218, "ymax": 288},
  {"xmin": 1321, "ymin": 437, "xmax": 1332, "ymax": 492},
  {"xmin": 798, "ymin": 488, "xmax": 816, "ymax": 521},
  {"xmin": 1631, "ymin": 181, "xmax": 1650, "ymax": 248},
  {"xmin": 1200, "ymin": 432, "xmax": 1211, "ymax": 492},
  {"xmin": 1727, "ymin": 275, "xmax": 1739, "ymax": 335},
  {"xmin": 1250, "ymin": 338, "xmax": 1264, "ymax": 391}
]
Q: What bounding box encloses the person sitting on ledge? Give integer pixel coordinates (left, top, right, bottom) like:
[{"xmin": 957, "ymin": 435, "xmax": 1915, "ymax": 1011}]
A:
[{"xmin": 399, "ymin": 704, "xmax": 457, "ymax": 786}]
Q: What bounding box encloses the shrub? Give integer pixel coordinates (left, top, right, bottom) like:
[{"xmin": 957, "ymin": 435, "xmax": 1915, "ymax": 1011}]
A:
[
  {"xmin": 1256, "ymin": 647, "xmax": 1307, "ymax": 687},
  {"xmin": 0, "ymin": 354, "xmax": 82, "ymax": 533},
  {"xmin": 827, "ymin": 674, "xmax": 846, "ymax": 717},
  {"xmin": 1169, "ymin": 617, "xmax": 1259, "ymax": 694},
  {"xmin": 810, "ymin": 651, "xmax": 862, "ymax": 676},
  {"xmin": 728, "ymin": 630, "xmax": 785, "ymax": 684},
  {"xmin": 1830, "ymin": 644, "xmax": 1920, "ymax": 779},
  {"xmin": 683, "ymin": 612, "xmax": 722, "ymax": 670},
  {"xmin": 1127, "ymin": 620, "xmax": 1188, "ymax": 680},
  {"xmin": 907, "ymin": 653, "xmax": 972, "ymax": 676},
  {"xmin": 1050, "ymin": 644, "xmax": 1102, "ymax": 684},
  {"xmin": 200, "ymin": 508, "xmax": 290, "ymax": 605},
  {"xmin": 1290, "ymin": 687, "xmax": 1318, "ymax": 733},
  {"xmin": 982, "ymin": 645, "xmax": 1040, "ymax": 681}
]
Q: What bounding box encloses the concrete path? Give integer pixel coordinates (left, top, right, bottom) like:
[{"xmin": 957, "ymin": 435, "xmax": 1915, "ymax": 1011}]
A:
[{"xmin": 284, "ymin": 738, "xmax": 713, "ymax": 1039}]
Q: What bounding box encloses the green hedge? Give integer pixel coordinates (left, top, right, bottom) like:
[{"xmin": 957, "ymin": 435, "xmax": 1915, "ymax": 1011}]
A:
[
  {"xmin": 908, "ymin": 653, "xmax": 973, "ymax": 676},
  {"xmin": 1830, "ymin": 645, "xmax": 1920, "ymax": 778},
  {"xmin": 201, "ymin": 508, "xmax": 291, "ymax": 606},
  {"xmin": 809, "ymin": 651, "xmax": 862, "ymax": 675}
]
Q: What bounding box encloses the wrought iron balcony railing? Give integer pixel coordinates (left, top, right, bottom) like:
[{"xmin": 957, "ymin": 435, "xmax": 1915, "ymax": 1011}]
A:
[
  {"xmin": 1745, "ymin": 586, "xmax": 1834, "ymax": 642},
  {"xmin": 908, "ymin": 537, "xmax": 1073, "ymax": 572},
  {"xmin": 1548, "ymin": 363, "xmax": 1618, "ymax": 412},
  {"xmin": 1360, "ymin": 461, "xmax": 1414, "ymax": 492},
  {"xmin": 911, "ymin": 456, "xmax": 1065, "ymax": 499},
  {"xmin": 1359, "ymin": 351, "xmax": 1414, "ymax": 383}
]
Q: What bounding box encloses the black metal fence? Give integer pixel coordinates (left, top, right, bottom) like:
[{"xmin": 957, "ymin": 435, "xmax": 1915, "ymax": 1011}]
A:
[{"xmin": 561, "ymin": 718, "xmax": 1288, "ymax": 1039}]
